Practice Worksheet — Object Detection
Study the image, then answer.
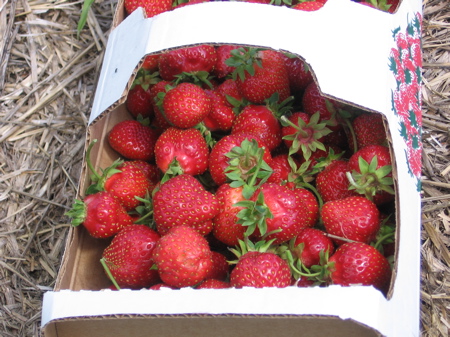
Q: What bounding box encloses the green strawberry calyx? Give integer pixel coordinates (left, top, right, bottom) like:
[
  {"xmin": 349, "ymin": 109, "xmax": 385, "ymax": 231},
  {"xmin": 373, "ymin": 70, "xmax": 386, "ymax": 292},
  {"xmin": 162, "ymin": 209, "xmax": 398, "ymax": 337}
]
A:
[{"xmin": 65, "ymin": 199, "xmax": 87, "ymax": 227}]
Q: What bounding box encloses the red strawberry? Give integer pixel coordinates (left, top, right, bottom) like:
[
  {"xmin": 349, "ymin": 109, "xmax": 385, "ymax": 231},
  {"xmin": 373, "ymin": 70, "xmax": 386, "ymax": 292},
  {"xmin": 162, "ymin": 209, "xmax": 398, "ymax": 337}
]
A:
[
  {"xmin": 153, "ymin": 174, "xmax": 220, "ymax": 235},
  {"xmin": 208, "ymin": 133, "xmax": 272, "ymax": 186},
  {"xmin": 292, "ymin": 1, "xmax": 324, "ymax": 11},
  {"xmin": 230, "ymin": 251, "xmax": 291, "ymax": 288},
  {"xmin": 212, "ymin": 183, "xmax": 247, "ymax": 246},
  {"xmin": 227, "ymin": 48, "xmax": 290, "ymax": 104},
  {"xmin": 215, "ymin": 78, "xmax": 244, "ymax": 104},
  {"xmin": 67, "ymin": 191, "xmax": 134, "ymax": 238},
  {"xmin": 247, "ymin": 182, "xmax": 310, "ymax": 245},
  {"xmin": 347, "ymin": 144, "xmax": 394, "ymax": 205},
  {"xmin": 204, "ymin": 251, "xmax": 230, "ymax": 281},
  {"xmin": 162, "ymin": 82, "xmax": 212, "ymax": 128},
  {"xmin": 103, "ymin": 163, "xmax": 152, "ymax": 211},
  {"xmin": 283, "ymin": 56, "xmax": 314, "ymax": 95},
  {"xmin": 108, "ymin": 119, "xmax": 159, "ymax": 161},
  {"xmin": 231, "ymin": 104, "xmax": 282, "ymax": 151},
  {"xmin": 150, "ymin": 80, "xmax": 173, "ymax": 130},
  {"xmin": 329, "ymin": 242, "xmax": 391, "ymax": 293},
  {"xmin": 213, "ymin": 45, "xmax": 241, "ymax": 78},
  {"xmin": 158, "ymin": 45, "xmax": 217, "ymax": 81},
  {"xmin": 301, "ymin": 81, "xmax": 337, "ymax": 121},
  {"xmin": 124, "ymin": 0, "xmax": 172, "ymax": 17},
  {"xmin": 321, "ymin": 195, "xmax": 380, "ymax": 245},
  {"xmin": 141, "ymin": 54, "xmax": 160, "ymax": 72},
  {"xmin": 154, "ymin": 127, "xmax": 209, "ymax": 176},
  {"xmin": 203, "ymin": 89, "xmax": 236, "ymax": 132},
  {"xmin": 101, "ymin": 225, "xmax": 160, "ymax": 289},
  {"xmin": 266, "ymin": 153, "xmax": 292, "ymax": 186},
  {"xmin": 316, "ymin": 160, "xmax": 357, "ymax": 203},
  {"xmin": 152, "ymin": 225, "xmax": 214, "ymax": 288},
  {"xmin": 293, "ymin": 188, "xmax": 319, "ymax": 228},
  {"xmin": 196, "ymin": 279, "xmax": 231, "ymax": 289},
  {"xmin": 351, "ymin": 113, "xmax": 387, "ymax": 150},
  {"xmin": 118, "ymin": 160, "xmax": 160, "ymax": 189},
  {"xmin": 293, "ymin": 228, "xmax": 335, "ymax": 268},
  {"xmin": 125, "ymin": 69, "xmax": 160, "ymax": 119}
]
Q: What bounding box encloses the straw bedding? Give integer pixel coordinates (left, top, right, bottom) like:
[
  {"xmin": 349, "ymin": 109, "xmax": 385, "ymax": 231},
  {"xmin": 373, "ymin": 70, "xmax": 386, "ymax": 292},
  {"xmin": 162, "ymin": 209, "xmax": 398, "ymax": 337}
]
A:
[{"xmin": 0, "ymin": 0, "xmax": 448, "ymax": 336}]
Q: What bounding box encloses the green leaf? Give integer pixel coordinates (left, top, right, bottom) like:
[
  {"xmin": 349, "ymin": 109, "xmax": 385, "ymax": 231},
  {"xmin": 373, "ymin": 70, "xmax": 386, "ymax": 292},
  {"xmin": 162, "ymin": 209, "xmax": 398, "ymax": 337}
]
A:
[{"xmin": 77, "ymin": 0, "xmax": 95, "ymax": 39}]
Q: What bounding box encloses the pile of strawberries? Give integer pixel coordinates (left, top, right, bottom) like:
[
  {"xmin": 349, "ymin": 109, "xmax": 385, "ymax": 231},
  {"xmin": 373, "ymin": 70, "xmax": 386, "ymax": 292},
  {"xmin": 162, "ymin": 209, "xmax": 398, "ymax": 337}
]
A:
[
  {"xmin": 123, "ymin": 0, "xmax": 401, "ymax": 18},
  {"xmin": 67, "ymin": 43, "xmax": 396, "ymax": 295}
]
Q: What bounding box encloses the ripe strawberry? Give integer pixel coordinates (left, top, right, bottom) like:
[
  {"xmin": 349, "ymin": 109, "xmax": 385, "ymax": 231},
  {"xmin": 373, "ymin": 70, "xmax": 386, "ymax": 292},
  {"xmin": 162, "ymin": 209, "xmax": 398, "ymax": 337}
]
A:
[
  {"xmin": 118, "ymin": 160, "xmax": 160, "ymax": 189},
  {"xmin": 152, "ymin": 225, "xmax": 214, "ymax": 288},
  {"xmin": 227, "ymin": 48, "xmax": 290, "ymax": 104},
  {"xmin": 281, "ymin": 111, "xmax": 331, "ymax": 161},
  {"xmin": 101, "ymin": 225, "xmax": 160, "ymax": 289},
  {"xmin": 150, "ymin": 80, "xmax": 173, "ymax": 130},
  {"xmin": 283, "ymin": 55, "xmax": 314, "ymax": 95},
  {"xmin": 301, "ymin": 81, "xmax": 337, "ymax": 121},
  {"xmin": 329, "ymin": 242, "xmax": 391, "ymax": 293},
  {"xmin": 66, "ymin": 191, "xmax": 134, "ymax": 238},
  {"xmin": 208, "ymin": 133, "xmax": 272, "ymax": 186},
  {"xmin": 351, "ymin": 113, "xmax": 387, "ymax": 150},
  {"xmin": 153, "ymin": 174, "xmax": 220, "ymax": 235},
  {"xmin": 347, "ymin": 144, "xmax": 394, "ymax": 205},
  {"xmin": 126, "ymin": 70, "xmax": 160, "ymax": 119},
  {"xmin": 212, "ymin": 183, "xmax": 247, "ymax": 246},
  {"xmin": 266, "ymin": 153, "xmax": 292, "ymax": 186},
  {"xmin": 124, "ymin": 0, "xmax": 172, "ymax": 18},
  {"xmin": 215, "ymin": 78, "xmax": 244, "ymax": 104},
  {"xmin": 316, "ymin": 160, "xmax": 357, "ymax": 203},
  {"xmin": 245, "ymin": 182, "xmax": 310, "ymax": 244},
  {"xmin": 158, "ymin": 45, "xmax": 217, "ymax": 81},
  {"xmin": 154, "ymin": 127, "xmax": 209, "ymax": 176},
  {"xmin": 321, "ymin": 195, "xmax": 380, "ymax": 245},
  {"xmin": 141, "ymin": 54, "xmax": 160, "ymax": 72},
  {"xmin": 292, "ymin": 1, "xmax": 325, "ymax": 11},
  {"xmin": 213, "ymin": 45, "xmax": 241, "ymax": 78},
  {"xmin": 230, "ymin": 251, "xmax": 291, "ymax": 288},
  {"xmin": 196, "ymin": 279, "xmax": 231, "ymax": 289},
  {"xmin": 293, "ymin": 188, "xmax": 319, "ymax": 228},
  {"xmin": 203, "ymin": 89, "xmax": 236, "ymax": 132},
  {"xmin": 293, "ymin": 228, "xmax": 335, "ymax": 268},
  {"xmin": 108, "ymin": 119, "xmax": 159, "ymax": 161},
  {"xmin": 204, "ymin": 251, "xmax": 230, "ymax": 281},
  {"xmin": 103, "ymin": 162, "xmax": 153, "ymax": 211},
  {"xmin": 162, "ymin": 82, "xmax": 212, "ymax": 128},
  {"xmin": 231, "ymin": 104, "xmax": 282, "ymax": 151}
]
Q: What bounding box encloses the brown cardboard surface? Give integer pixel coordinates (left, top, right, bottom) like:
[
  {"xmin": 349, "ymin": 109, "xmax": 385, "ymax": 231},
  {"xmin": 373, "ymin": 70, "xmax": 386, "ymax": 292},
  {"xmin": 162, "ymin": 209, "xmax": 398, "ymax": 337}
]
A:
[{"xmin": 44, "ymin": 314, "xmax": 381, "ymax": 337}]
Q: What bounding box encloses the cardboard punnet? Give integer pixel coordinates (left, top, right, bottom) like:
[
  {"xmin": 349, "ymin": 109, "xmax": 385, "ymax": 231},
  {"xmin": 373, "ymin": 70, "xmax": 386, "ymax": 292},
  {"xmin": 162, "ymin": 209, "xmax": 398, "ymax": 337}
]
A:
[{"xmin": 42, "ymin": 1, "xmax": 423, "ymax": 336}]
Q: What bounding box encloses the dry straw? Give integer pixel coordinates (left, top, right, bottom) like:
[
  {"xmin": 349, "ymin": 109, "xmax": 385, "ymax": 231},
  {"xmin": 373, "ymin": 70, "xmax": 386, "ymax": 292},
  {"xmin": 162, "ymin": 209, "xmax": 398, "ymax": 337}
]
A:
[{"xmin": 0, "ymin": 0, "xmax": 448, "ymax": 336}]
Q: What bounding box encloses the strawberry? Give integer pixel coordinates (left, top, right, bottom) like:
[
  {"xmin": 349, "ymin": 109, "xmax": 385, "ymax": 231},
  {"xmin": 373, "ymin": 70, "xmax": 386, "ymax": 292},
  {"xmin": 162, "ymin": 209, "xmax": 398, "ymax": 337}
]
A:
[
  {"xmin": 149, "ymin": 283, "xmax": 177, "ymax": 290},
  {"xmin": 162, "ymin": 82, "xmax": 212, "ymax": 128},
  {"xmin": 230, "ymin": 249, "xmax": 291, "ymax": 288},
  {"xmin": 215, "ymin": 78, "xmax": 244, "ymax": 105},
  {"xmin": 203, "ymin": 89, "xmax": 236, "ymax": 132},
  {"xmin": 66, "ymin": 191, "xmax": 134, "ymax": 239},
  {"xmin": 280, "ymin": 111, "xmax": 331, "ymax": 161},
  {"xmin": 196, "ymin": 279, "xmax": 231, "ymax": 289},
  {"xmin": 329, "ymin": 242, "xmax": 391, "ymax": 293},
  {"xmin": 152, "ymin": 225, "xmax": 214, "ymax": 288},
  {"xmin": 108, "ymin": 119, "xmax": 159, "ymax": 161},
  {"xmin": 118, "ymin": 160, "xmax": 160, "ymax": 189},
  {"xmin": 266, "ymin": 153, "xmax": 292, "ymax": 186},
  {"xmin": 227, "ymin": 48, "xmax": 290, "ymax": 104},
  {"xmin": 153, "ymin": 174, "xmax": 220, "ymax": 235},
  {"xmin": 241, "ymin": 182, "xmax": 310, "ymax": 245},
  {"xmin": 321, "ymin": 195, "xmax": 380, "ymax": 245},
  {"xmin": 292, "ymin": 1, "xmax": 325, "ymax": 11},
  {"xmin": 158, "ymin": 45, "xmax": 217, "ymax": 81},
  {"xmin": 347, "ymin": 144, "xmax": 394, "ymax": 205},
  {"xmin": 301, "ymin": 81, "xmax": 337, "ymax": 121},
  {"xmin": 293, "ymin": 188, "xmax": 319, "ymax": 228},
  {"xmin": 141, "ymin": 54, "xmax": 160, "ymax": 72},
  {"xmin": 213, "ymin": 45, "xmax": 241, "ymax": 78},
  {"xmin": 351, "ymin": 113, "xmax": 387, "ymax": 150},
  {"xmin": 150, "ymin": 80, "xmax": 173, "ymax": 130},
  {"xmin": 212, "ymin": 183, "xmax": 247, "ymax": 246},
  {"xmin": 315, "ymin": 160, "xmax": 357, "ymax": 203},
  {"xmin": 154, "ymin": 127, "xmax": 209, "ymax": 176},
  {"xmin": 102, "ymin": 162, "xmax": 153, "ymax": 211},
  {"xmin": 208, "ymin": 133, "xmax": 272, "ymax": 186},
  {"xmin": 292, "ymin": 228, "xmax": 335, "ymax": 269},
  {"xmin": 101, "ymin": 224, "xmax": 161, "ymax": 289},
  {"xmin": 283, "ymin": 55, "xmax": 314, "ymax": 95},
  {"xmin": 204, "ymin": 251, "xmax": 230, "ymax": 281},
  {"xmin": 124, "ymin": 0, "xmax": 172, "ymax": 18},
  {"xmin": 231, "ymin": 104, "xmax": 282, "ymax": 151},
  {"xmin": 126, "ymin": 69, "xmax": 160, "ymax": 119}
]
